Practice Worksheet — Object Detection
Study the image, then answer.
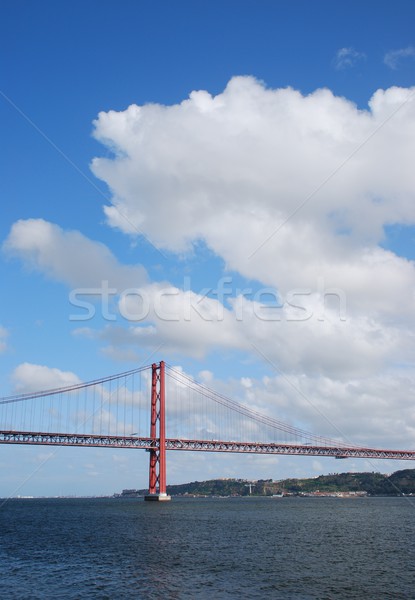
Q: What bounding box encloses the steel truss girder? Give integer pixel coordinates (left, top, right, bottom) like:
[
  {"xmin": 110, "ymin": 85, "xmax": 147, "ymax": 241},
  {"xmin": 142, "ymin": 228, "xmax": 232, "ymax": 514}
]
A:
[
  {"xmin": 164, "ymin": 439, "xmax": 415, "ymax": 460},
  {"xmin": 1, "ymin": 431, "xmax": 415, "ymax": 460},
  {"xmin": 0, "ymin": 431, "xmax": 154, "ymax": 449}
]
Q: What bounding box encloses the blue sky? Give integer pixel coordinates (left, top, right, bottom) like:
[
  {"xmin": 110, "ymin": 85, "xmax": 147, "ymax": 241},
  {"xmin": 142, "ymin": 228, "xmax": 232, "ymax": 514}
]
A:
[{"xmin": 1, "ymin": 0, "xmax": 415, "ymax": 496}]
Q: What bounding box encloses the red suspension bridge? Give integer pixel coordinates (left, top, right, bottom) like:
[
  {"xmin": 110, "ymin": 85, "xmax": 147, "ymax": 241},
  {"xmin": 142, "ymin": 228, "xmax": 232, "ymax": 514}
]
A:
[{"xmin": 1, "ymin": 361, "xmax": 415, "ymax": 501}]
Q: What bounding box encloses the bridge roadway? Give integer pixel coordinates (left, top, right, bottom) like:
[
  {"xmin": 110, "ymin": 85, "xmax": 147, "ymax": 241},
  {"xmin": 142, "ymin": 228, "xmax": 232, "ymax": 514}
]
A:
[{"xmin": 1, "ymin": 430, "xmax": 415, "ymax": 460}]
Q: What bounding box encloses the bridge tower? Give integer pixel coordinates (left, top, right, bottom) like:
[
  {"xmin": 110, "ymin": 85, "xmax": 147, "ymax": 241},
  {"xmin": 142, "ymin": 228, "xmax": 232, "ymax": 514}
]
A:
[{"xmin": 144, "ymin": 361, "xmax": 171, "ymax": 501}]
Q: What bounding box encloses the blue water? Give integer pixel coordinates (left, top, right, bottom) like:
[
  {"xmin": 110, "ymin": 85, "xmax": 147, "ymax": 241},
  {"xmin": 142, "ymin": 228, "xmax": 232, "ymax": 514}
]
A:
[{"xmin": 1, "ymin": 496, "xmax": 414, "ymax": 599}]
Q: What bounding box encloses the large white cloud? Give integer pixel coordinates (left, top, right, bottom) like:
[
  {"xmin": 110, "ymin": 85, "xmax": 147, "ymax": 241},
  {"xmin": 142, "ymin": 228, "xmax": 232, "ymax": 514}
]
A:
[
  {"xmin": 91, "ymin": 78, "xmax": 415, "ymax": 251},
  {"xmin": 90, "ymin": 77, "xmax": 415, "ymax": 320},
  {"xmin": 88, "ymin": 78, "xmax": 415, "ymax": 373},
  {"xmin": 12, "ymin": 363, "xmax": 81, "ymax": 393}
]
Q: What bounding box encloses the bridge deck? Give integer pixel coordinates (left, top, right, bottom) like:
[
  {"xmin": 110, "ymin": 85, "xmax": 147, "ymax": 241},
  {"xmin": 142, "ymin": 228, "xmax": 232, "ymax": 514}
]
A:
[{"xmin": 1, "ymin": 431, "xmax": 415, "ymax": 460}]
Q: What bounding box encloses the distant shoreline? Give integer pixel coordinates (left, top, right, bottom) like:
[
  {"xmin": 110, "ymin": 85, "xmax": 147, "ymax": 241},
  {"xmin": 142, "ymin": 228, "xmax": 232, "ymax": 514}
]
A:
[
  {"xmin": 115, "ymin": 467, "xmax": 415, "ymax": 499},
  {"xmin": 4, "ymin": 467, "xmax": 415, "ymax": 499}
]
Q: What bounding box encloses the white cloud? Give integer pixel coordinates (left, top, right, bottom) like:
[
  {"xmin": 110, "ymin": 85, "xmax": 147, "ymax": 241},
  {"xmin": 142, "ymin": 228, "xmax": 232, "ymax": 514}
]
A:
[
  {"xmin": 75, "ymin": 291, "xmax": 414, "ymax": 379},
  {"xmin": 87, "ymin": 79, "xmax": 415, "ymax": 377},
  {"xmin": 0, "ymin": 325, "xmax": 8, "ymax": 353},
  {"xmin": 277, "ymin": 370, "xmax": 415, "ymax": 449},
  {"xmin": 384, "ymin": 46, "xmax": 415, "ymax": 69},
  {"xmin": 90, "ymin": 78, "xmax": 415, "ymax": 291},
  {"xmin": 3, "ymin": 218, "xmax": 147, "ymax": 290},
  {"xmin": 12, "ymin": 363, "xmax": 81, "ymax": 393},
  {"xmin": 167, "ymin": 365, "xmax": 415, "ymax": 451},
  {"xmin": 5, "ymin": 216, "xmax": 415, "ymax": 379},
  {"xmin": 333, "ymin": 47, "xmax": 366, "ymax": 70}
]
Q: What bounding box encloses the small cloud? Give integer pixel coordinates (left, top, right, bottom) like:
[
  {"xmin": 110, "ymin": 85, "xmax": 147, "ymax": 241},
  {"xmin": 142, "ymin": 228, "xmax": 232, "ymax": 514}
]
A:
[
  {"xmin": 12, "ymin": 363, "xmax": 81, "ymax": 393},
  {"xmin": 241, "ymin": 377, "xmax": 253, "ymax": 389},
  {"xmin": 384, "ymin": 46, "xmax": 415, "ymax": 69},
  {"xmin": 333, "ymin": 47, "xmax": 366, "ymax": 70},
  {"xmin": 198, "ymin": 370, "xmax": 213, "ymax": 383}
]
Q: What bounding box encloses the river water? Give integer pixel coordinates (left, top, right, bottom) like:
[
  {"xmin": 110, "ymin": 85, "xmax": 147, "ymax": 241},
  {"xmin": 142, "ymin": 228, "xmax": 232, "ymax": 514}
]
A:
[{"xmin": 1, "ymin": 496, "xmax": 414, "ymax": 599}]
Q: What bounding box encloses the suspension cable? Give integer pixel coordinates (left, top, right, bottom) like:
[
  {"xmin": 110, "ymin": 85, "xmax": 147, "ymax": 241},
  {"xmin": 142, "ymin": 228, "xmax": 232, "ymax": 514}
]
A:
[{"xmin": 0, "ymin": 364, "xmax": 152, "ymax": 405}]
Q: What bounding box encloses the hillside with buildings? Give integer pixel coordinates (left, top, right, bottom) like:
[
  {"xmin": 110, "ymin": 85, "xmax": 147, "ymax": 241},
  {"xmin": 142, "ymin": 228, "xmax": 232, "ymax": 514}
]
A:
[{"xmin": 116, "ymin": 469, "xmax": 415, "ymax": 498}]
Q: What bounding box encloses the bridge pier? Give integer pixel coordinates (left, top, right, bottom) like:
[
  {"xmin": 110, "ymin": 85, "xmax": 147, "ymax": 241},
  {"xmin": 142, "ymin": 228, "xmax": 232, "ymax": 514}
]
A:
[
  {"xmin": 144, "ymin": 361, "xmax": 171, "ymax": 502},
  {"xmin": 144, "ymin": 493, "xmax": 171, "ymax": 502}
]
